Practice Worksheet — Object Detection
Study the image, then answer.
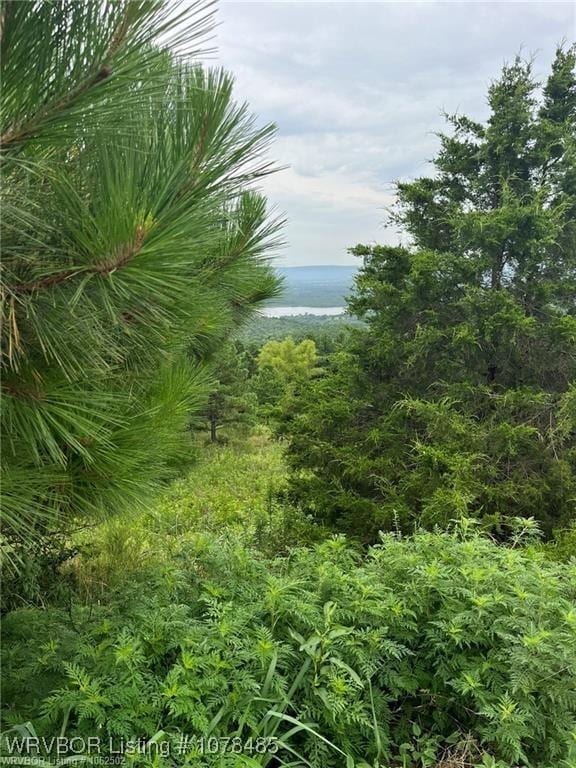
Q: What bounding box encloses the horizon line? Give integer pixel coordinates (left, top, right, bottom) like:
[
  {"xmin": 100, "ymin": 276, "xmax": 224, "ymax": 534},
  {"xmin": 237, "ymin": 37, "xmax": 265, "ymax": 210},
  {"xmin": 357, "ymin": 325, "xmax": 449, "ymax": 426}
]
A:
[{"xmin": 277, "ymin": 263, "xmax": 359, "ymax": 268}]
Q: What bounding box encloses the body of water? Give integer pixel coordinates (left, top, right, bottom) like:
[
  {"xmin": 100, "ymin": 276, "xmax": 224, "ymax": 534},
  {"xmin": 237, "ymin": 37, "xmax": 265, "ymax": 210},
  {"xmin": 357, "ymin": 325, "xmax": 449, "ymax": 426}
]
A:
[{"xmin": 261, "ymin": 306, "xmax": 345, "ymax": 318}]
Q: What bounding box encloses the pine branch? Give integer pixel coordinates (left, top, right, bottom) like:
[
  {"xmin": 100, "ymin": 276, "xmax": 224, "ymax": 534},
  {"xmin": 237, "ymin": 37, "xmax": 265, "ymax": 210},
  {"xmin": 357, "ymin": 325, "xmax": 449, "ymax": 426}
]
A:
[
  {"xmin": 0, "ymin": 2, "xmax": 8, "ymax": 44},
  {"xmin": 11, "ymin": 224, "xmax": 147, "ymax": 294},
  {"xmin": 0, "ymin": 378, "xmax": 44, "ymax": 401},
  {"xmin": 0, "ymin": 5, "xmax": 133, "ymax": 150},
  {"xmin": 0, "ymin": 0, "xmax": 281, "ymax": 551}
]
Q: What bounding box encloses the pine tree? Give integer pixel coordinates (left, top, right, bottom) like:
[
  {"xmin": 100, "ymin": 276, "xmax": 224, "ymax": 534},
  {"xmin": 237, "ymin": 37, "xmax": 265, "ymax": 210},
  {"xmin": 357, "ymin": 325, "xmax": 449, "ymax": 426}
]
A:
[
  {"xmin": 0, "ymin": 1, "xmax": 282, "ymax": 554},
  {"xmin": 280, "ymin": 49, "xmax": 576, "ymax": 540},
  {"xmin": 203, "ymin": 341, "xmax": 256, "ymax": 442}
]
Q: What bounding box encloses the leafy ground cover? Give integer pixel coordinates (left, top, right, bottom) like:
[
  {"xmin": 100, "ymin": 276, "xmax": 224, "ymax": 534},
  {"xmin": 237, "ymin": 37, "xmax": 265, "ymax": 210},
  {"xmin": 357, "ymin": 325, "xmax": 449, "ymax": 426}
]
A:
[{"xmin": 2, "ymin": 437, "xmax": 576, "ymax": 768}]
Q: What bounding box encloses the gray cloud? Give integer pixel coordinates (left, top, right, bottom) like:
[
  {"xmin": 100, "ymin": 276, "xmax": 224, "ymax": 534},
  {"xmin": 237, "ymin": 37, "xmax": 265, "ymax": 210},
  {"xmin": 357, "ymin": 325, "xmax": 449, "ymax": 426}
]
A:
[{"xmin": 211, "ymin": 1, "xmax": 575, "ymax": 265}]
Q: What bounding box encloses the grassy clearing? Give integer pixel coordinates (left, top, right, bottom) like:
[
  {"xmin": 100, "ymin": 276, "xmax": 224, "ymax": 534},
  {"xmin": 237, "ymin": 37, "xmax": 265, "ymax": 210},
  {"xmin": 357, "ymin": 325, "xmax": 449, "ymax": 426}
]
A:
[
  {"xmin": 66, "ymin": 431, "xmax": 320, "ymax": 601},
  {"xmin": 155, "ymin": 432, "xmax": 287, "ymax": 536}
]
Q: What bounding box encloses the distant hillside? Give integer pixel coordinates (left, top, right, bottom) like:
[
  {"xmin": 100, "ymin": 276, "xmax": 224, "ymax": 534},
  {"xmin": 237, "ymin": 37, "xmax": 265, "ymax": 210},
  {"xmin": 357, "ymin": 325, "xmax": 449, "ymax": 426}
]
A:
[
  {"xmin": 239, "ymin": 313, "xmax": 365, "ymax": 344},
  {"xmin": 269, "ymin": 265, "xmax": 358, "ymax": 307}
]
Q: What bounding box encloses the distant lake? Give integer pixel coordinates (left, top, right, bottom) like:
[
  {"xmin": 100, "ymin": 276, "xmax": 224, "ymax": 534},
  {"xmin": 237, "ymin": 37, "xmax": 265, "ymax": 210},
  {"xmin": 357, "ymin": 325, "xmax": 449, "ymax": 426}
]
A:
[{"xmin": 261, "ymin": 306, "xmax": 345, "ymax": 318}]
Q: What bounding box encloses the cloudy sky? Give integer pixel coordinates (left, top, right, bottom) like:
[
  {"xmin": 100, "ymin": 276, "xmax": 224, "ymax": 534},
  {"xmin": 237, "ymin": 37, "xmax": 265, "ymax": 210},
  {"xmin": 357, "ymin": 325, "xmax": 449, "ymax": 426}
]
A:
[{"xmin": 209, "ymin": 1, "xmax": 575, "ymax": 266}]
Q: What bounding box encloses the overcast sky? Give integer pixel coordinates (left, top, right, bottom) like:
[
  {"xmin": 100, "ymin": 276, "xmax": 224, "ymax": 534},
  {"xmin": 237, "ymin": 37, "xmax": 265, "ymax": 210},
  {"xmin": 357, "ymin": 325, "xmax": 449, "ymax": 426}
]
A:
[{"xmin": 209, "ymin": 1, "xmax": 575, "ymax": 266}]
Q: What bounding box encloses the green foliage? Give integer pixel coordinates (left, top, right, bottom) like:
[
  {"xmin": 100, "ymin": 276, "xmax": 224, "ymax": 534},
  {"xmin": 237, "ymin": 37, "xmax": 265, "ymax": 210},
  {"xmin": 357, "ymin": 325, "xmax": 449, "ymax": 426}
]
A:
[
  {"xmin": 258, "ymin": 338, "xmax": 320, "ymax": 381},
  {"xmin": 0, "ymin": 0, "xmax": 282, "ymax": 551},
  {"xmin": 280, "ymin": 48, "xmax": 576, "ymax": 541},
  {"xmin": 148, "ymin": 433, "xmax": 318, "ymax": 554},
  {"xmin": 537, "ymin": 523, "xmax": 576, "ymax": 563},
  {"xmin": 239, "ymin": 313, "xmax": 364, "ymax": 347},
  {"xmin": 0, "ymin": 437, "xmax": 318, "ymax": 608},
  {"xmin": 2, "ymin": 17, "xmax": 575, "ymax": 768},
  {"xmin": 3, "ymin": 527, "xmax": 576, "ymax": 767},
  {"xmin": 202, "ymin": 343, "xmax": 258, "ymax": 442},
  {"xmin": 251, "ymin": 338, "xmax": 322, "ymax": 421}
]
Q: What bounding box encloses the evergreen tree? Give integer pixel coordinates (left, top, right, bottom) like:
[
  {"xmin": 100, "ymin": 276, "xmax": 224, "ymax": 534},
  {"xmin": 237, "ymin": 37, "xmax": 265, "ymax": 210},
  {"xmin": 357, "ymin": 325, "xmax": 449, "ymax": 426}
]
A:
[
  {"xmin": 0, "ymin": 0, "xmax": 282, "ymax": 553},
  {"xmin": 203, "ymin": 342, "xmax": 255, "ymax": 442},
  {"xmin": 281, "ymin": 49, "xmax": 576, "ymax": 540}
]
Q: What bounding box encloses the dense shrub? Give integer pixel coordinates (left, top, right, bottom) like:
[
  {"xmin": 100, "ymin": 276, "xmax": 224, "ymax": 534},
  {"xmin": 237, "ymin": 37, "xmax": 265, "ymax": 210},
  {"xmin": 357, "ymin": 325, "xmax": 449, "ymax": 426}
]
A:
[
  {"xmin": 537, "ymin": 524, "xmax": 576, "ymax": 563},
  {"xmin": 2, "ymin": 529, "xmax": 575, "ymax": 767}
]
